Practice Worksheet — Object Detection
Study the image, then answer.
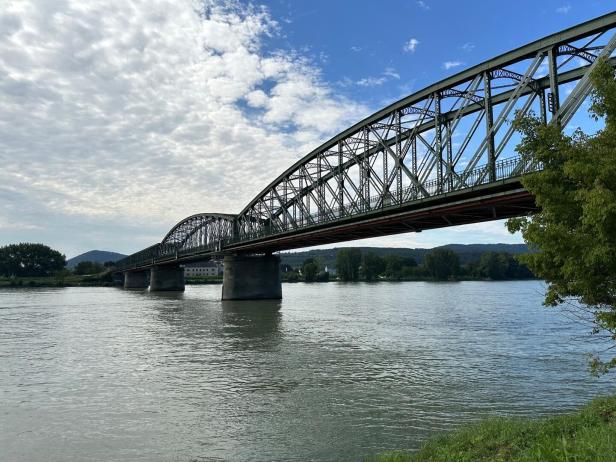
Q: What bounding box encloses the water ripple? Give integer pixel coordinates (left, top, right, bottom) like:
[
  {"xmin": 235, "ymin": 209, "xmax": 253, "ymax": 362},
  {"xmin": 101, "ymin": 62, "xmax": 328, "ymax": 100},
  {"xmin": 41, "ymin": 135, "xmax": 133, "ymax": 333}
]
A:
[{"xmin": 0, "ymin": 282, "xmax": 614, "ymax": 462}]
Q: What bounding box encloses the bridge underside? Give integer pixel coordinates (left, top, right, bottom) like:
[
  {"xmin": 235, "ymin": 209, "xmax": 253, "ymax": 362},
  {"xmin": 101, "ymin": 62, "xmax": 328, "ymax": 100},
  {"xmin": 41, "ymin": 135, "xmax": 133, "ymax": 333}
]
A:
[{"xmin": 225, "ymin": 179, "xmax": 536, "ymax": 254}]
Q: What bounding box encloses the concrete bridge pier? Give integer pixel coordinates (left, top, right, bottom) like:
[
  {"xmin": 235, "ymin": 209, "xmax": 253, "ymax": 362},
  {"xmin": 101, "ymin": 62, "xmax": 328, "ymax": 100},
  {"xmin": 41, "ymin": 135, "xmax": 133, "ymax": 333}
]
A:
[
  {"xmin": 222, "ymin": 254, "xmax": 282, "ymax": 300},
  {"xmin": 124, "ymin": 270, "xmax": 149, "ymax": 289},
  {"xmin": 150, "ymin": 265, "xmax": 185, "ymax": 291}
]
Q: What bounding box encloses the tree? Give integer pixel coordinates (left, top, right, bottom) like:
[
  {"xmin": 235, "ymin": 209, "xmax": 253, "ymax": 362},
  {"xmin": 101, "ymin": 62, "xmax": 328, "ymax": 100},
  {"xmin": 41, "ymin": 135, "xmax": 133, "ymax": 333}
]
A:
[
  {"xmin": 507, "ymin": 57, "xmax": 616, "ymax": 373},
  {"xmin": 315, "ymin": 270, "xmax": 330, "ymax": 282},
  {"xmin": 477, "ymin": 252, "xmax": 509, "ymax": 280},
  {"xmin": 0, "ymin": 243, "xmax": 66, "ymax": 277},
  {"xmin": 282, "ymin": 271, "xmax": 300, "ymax": 282},
  {"xmin": 423, "ymin": 248, "xmax": 459, "ymax": 280},
  {"xmin": 475, "ymin": 252, "xmax": 534, "ymax": 280},
  {"xmin": 336, "ymin": 248, "xmax": 362, "ymax": 281},
  {"xmin": 74, "ymin": 261, "xmax": 104, "ymax": 275},
  {"xmin": 383, "ymin": 254, "xmax": 417, "ymax": 280},
  {"xmin": 361, "ymin": 252, "xmax": 385, "ymax": 281},
  {"xmin": 301, "ymin": 258, "xmax": 319, "ymax": 282}
]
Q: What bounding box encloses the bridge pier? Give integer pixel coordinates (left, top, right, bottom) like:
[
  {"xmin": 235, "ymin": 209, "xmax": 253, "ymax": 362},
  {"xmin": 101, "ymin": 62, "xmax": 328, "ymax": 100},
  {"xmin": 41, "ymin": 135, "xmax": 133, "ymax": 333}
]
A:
[
  {"xmin": 123, "ymin": 270, "xmax": 149, "ymax": 289},
  {"xmin": 150, "ymin": 265, "xmax": 185, "ymax": 291},
  {"xmin": 222, "ymin": 254, "xmax": 282, "ymax": 300}
]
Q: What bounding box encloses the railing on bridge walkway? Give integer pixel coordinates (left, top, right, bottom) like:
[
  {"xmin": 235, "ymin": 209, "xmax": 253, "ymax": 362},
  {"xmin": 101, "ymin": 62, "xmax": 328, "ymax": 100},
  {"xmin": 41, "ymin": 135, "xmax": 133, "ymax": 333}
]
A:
[{"xmin": 227, "ymin": 155, "xmax": 540, "ymax": 241}]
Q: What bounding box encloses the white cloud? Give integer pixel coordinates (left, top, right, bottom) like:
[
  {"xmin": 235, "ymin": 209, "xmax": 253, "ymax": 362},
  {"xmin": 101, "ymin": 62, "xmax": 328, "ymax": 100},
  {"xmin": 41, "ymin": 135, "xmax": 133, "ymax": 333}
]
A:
[
  {"xmin": 556, "ymin": 5, "xmax": 571, "ymax": 14},
  {"xmin": 442, "ymin": 60, "xmax": 464, "ymax": 70},
  {"xmin": 383, "ymin": 67, "xmax": 400, "ymax": 79},
  {"xmin": 403, "ymin": 38, "xmax": 419, "ymax": 53},
  {"xmin": 356, "ymin": 76, "xmax": 387, "ymax": 87},
  {"xmin": 350, "ymin": 46, "xmax": 362, "ymax": 52},
  {"xmin": 416, "ymin": 1, "xmax": 430, "ymax": 10},
  {"xmin": 0, "ymin": 0, "xmax": 369, "ymax": 255},
  {"xmin": 356, "ymin": 67, "xmax": 400, "ymax": 87},
  {"xmin": 460, "ymin": 42, "xmax": 475, "ymax": 52}
]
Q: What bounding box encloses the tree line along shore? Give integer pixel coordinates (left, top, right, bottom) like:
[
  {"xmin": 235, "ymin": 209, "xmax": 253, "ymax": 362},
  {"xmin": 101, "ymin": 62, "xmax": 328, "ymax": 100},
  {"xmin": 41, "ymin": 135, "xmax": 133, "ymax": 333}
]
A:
[{"xmin": 0, "ymin": 242, "xmax": 536, "ymax": 287}]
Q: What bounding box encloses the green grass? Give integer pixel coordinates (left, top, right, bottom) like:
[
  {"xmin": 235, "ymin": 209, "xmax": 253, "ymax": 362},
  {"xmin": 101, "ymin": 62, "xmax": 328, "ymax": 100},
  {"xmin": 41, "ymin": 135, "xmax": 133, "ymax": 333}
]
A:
[{"xmin": 370, "ymin": 395, "xmax": 616, "ymax": 462}]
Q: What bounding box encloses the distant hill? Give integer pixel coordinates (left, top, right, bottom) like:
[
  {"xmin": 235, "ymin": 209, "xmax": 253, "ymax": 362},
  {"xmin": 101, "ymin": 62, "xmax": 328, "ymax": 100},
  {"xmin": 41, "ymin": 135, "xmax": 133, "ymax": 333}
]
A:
[
  {"xmin": 279, "ymin": 243, "xmax": 529, "ymax": 269},
  {"xmin": 68, "ymin": 243, "xmax": 529, "ymax": 270},
  {"xmin": 67, "ymin": 250, "xmax": 127, "ymax": 268}
]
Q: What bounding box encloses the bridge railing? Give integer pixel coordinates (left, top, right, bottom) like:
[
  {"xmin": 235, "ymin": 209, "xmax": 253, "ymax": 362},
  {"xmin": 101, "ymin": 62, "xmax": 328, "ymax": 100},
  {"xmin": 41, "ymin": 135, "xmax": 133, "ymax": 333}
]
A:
[
  {"xmin": 115, "ymin": 243, "xmax": 161, "ymax": 271},
  {"xmin": 227, "ymin": 155, "xmax": 541, "ymax": 243}
]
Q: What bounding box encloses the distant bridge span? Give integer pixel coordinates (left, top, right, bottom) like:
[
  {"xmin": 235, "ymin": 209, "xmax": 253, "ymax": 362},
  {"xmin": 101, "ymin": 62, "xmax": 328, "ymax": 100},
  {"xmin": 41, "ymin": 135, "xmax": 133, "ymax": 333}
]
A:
[{"xmin": 116, "ymin": 13, "xmax": 616, "ymax": 297}]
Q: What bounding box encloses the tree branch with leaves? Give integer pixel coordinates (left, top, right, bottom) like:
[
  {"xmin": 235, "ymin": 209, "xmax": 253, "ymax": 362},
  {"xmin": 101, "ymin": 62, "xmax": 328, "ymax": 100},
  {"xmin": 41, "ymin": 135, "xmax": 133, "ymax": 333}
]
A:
[{"xmin": 508, "ymin": 57, "xmax": 616, "ymax": 374}]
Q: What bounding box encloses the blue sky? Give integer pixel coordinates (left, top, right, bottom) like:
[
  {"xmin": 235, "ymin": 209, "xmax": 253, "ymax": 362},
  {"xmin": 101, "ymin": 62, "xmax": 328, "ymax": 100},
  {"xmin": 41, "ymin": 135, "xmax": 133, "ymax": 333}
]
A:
[
  {"xmin": 262, "ymin": 0, "xmax": 612, "ymax": 105},
  {"xmin": 0, "ymin": 1, "xmax": 613, "ymax": 258}
]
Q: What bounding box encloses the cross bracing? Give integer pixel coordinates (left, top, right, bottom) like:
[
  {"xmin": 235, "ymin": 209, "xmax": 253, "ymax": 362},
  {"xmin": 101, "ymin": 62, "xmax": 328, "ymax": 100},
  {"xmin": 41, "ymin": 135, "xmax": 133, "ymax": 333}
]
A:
[{"xmin": 116, "ymin": 12, "xmax": 616, "ymax": 272}]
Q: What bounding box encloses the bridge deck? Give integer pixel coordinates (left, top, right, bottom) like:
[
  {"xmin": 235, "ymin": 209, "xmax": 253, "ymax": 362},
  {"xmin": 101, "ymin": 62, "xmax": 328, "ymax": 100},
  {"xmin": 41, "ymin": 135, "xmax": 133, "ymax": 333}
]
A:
[{"xmin": 225, "ymin": 177, "xmax": 535, "ymax": 254}]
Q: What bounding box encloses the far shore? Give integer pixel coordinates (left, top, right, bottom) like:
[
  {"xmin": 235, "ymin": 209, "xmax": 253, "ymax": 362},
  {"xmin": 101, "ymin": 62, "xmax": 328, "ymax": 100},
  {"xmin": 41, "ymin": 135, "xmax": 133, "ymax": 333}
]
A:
[{"xmin": 0, "ymin": 275, "xmax": 537, "ymax": 288}]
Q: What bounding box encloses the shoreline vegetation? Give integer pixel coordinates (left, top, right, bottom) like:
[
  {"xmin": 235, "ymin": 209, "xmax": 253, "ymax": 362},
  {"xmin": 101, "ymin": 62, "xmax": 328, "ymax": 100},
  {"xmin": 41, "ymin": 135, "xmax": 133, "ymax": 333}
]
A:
[
  {"xmin": 370, "ymin": 395, "xmax": 616, "ymax": 462},
  {"xmin": 0, "ymin": 274, "xmax": 537, "ymax": 288},
  {"xmin": 0, "ymin": 273, "xmax": 115, "ymax": 288},
  {"xmin": 1, "ymin": 243, "xmax": 537, "ymax": 288}
]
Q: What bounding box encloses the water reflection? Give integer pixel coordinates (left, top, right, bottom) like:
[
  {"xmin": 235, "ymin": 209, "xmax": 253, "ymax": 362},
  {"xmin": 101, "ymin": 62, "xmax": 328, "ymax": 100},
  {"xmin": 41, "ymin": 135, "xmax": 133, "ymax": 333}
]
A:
[{"xmin": 222, "ymin": 300, "xmax": 283, "ymax": 348}]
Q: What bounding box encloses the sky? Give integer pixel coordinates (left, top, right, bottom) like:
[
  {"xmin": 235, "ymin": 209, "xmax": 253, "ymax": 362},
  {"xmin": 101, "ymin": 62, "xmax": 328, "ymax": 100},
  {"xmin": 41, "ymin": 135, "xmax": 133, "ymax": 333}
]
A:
[{"xmin": 0, "ymin": 0, "xmax": 613, "ymax": 258}]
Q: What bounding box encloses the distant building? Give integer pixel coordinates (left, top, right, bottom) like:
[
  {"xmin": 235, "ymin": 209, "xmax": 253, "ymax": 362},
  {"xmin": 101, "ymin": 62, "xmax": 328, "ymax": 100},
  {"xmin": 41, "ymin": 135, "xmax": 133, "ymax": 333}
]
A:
[{"xmin": 183, "ymin": 261, "xmax": 223, "ymax": 277}]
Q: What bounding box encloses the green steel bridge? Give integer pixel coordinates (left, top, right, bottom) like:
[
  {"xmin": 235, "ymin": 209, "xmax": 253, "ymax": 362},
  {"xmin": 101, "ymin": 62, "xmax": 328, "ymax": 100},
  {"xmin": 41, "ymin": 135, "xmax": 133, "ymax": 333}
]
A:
[{"xmin": 116, "ymin": 13, "xmax": 616, "ymax": 297}]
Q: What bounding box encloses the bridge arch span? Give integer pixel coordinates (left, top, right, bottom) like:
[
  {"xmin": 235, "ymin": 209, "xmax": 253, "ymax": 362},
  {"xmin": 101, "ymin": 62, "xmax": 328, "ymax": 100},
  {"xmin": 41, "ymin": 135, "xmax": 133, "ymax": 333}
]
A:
[
  {"xmin": 161, "ymin": 213, "xmax": 236, "ymax": 255},
  {"xmin": 233, "ymin": 12, "xmax": 616, "ymax": 247}
]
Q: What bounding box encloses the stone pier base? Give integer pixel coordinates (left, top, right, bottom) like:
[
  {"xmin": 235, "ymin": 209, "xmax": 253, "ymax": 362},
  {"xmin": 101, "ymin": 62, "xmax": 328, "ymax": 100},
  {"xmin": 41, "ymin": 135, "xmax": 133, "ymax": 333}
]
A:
[
  {"xmin": 150, "ymin": 265, "xmax": 185, "ymax": 291},
  {"xmin": 222, "ymin": 254, "xmax": 282, "ymax": 300},
  {"xmin": 124, "ymin": 270, "xmax": 149, "ymax": 289}
]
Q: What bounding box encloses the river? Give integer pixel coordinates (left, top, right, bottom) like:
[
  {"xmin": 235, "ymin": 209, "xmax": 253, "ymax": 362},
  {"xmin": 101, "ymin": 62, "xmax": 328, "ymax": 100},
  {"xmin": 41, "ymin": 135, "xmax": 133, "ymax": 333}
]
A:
[{"xmin": 0, "ymin": 281, "xmax": 613, "ymax": 461}]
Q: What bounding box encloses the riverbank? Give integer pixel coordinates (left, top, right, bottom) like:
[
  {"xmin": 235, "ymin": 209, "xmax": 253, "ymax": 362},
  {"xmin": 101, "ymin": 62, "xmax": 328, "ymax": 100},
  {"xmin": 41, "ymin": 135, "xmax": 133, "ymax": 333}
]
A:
[
  {"xmin": 0, "ymin": 275, "xmax": 113, "ymax": 287},
  {"xmin": 0, "ymin": 275, "xmax": 537, "ymax": 287},
  {"xmin": 371, "ymin": 395, "xmax": 616, "ymax": 462}
]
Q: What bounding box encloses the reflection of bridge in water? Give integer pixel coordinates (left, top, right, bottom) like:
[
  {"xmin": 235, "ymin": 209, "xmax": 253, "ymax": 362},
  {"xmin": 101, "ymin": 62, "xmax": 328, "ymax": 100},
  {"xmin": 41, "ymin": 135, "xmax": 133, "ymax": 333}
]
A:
[{"xmin": 116, "ymin": 13, "xmax": 616, "ymax": 299}]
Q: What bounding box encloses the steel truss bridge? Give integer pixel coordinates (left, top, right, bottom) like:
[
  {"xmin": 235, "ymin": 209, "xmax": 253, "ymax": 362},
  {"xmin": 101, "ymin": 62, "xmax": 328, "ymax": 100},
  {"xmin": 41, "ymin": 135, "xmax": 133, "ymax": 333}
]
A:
[{"xmin": 117, "ymin": 13, "xmax": 616, "ymax": 272}]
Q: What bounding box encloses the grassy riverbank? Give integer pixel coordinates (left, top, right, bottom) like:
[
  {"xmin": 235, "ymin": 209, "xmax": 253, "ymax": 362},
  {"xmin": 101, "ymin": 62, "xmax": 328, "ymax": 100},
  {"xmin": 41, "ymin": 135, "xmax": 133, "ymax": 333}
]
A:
[{"xmin": 371, "ymin": 395, "xmax": 616, "ymax": 462}]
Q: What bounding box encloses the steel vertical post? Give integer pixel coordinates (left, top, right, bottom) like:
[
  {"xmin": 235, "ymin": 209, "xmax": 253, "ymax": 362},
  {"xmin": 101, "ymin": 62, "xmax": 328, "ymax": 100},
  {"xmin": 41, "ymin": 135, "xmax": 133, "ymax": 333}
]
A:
[
  {"xmin": 446, "ymin": 120, "xmax": 453, "ymax": 191},
  {"xmin": 483, "ymin": 71, "xmax": 496, "ymax": 183},
  {"xmin": 412, "ymin": 136, "xmax": 417, "ymax": 199},
  {"xmin": 539, "ymin": 88, "xmax": 547, "ymax": 124},
  {"xmin": 434, "ymin": 93, "xmax": 443, "ymax": 193},
  {"xmin": 364, "ymin": 127, "xmax": 370, "ymax": 211},
  {"xmin": 317, "ymin": 155, "xmax": 322, "ymax": 221},
  {"xmin": 395, "ymin": 110, "xmax": 402, "ymax": 204},
  {"xmin": 382, "ymin": 126, "xmax": 388, "ymax": 206},
  {"xmin": 548, "ymin": 47, "xmax": 560, "ymax": 123},
  {"xmin": 338, "ymin": 141, "xmax": 344, "ymax": 217}
]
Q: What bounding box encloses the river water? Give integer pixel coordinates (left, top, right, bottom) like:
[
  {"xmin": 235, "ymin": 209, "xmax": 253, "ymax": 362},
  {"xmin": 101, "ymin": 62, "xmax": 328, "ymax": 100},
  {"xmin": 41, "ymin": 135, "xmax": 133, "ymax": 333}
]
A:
[{"xmin": 0, "ymin": 281, "xmax": 613, "ymax": 461}]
